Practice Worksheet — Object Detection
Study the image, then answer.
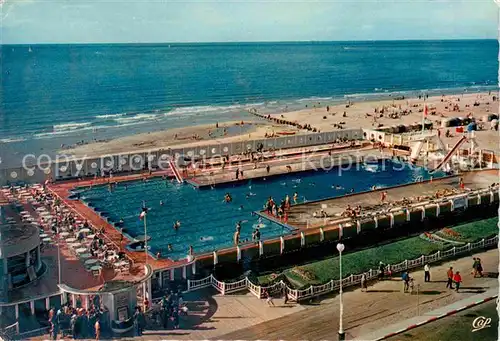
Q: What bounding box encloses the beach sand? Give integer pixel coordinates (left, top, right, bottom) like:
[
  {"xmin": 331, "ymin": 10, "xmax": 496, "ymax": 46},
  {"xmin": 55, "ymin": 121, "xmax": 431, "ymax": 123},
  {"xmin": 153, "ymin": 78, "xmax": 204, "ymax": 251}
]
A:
[{"xmin": 63, "ymin": 92, "xmax": 499, "ymax": 159}]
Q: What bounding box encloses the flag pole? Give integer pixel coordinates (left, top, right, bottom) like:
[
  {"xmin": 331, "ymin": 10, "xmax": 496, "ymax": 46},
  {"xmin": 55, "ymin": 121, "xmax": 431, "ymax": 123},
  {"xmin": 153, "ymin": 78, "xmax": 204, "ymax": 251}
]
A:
[
  {"xmin": 143, "ymin": 214, "xmax": 148, "ymax": 265},
  {"xmin": 421, "ymin": 97, "xmax": 426, "ymax": 135}
]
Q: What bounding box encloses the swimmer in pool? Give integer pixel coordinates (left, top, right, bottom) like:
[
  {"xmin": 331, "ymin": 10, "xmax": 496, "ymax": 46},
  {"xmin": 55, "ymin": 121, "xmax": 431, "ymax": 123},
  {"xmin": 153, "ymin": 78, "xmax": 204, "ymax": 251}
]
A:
[
  {"xmin": 160, "ymin": 200, "xmax": 164, "ymax": 206},
  {"xmin": 293, "ymin": 192, "xmax": 298, "ymax": 204},
  {"xmin": 173, "ymin": 220, "xmax": 181, "ymax": 231},
  {"xmin": 239, "ymin": 205, "xmax": 244, "ymax": 210},
  {"xmin": 168, "ymin": 244, "xmax": 173, "ymax": 252},
  {"xmin": 236, "ymin": 221, "xmax": 242, "ymax": 232}
]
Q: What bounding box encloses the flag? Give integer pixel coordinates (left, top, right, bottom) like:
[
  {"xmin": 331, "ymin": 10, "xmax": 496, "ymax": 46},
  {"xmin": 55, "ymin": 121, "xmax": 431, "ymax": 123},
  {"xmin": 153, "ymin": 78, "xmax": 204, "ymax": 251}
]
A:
[
  {"xmin": 423, "ymin": 105, "xmax": 428, "ymax": 117},
  {"xmin": 139, "ymin": 207, "xmax": 148, "ymax": 220}
]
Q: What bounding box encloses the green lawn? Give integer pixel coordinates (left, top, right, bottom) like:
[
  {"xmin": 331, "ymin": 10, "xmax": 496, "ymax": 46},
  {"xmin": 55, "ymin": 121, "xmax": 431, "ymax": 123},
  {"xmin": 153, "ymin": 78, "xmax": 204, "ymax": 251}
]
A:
[
  {"xmin": 452, "ymin": 218, "xmax": 498, "ymax": 241},
  {"xmin": 258, "ymin": 218, "xmax": 498, "ymax": 288}
]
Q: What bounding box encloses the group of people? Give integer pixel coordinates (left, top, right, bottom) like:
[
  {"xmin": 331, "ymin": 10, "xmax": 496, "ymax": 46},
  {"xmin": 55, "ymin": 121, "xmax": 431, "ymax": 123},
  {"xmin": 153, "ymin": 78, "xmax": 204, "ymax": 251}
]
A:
[
  {"xmin": 264, "ymin": 195, "xmax": 293, "ymax": 221},
  {"xmin": 341, "ymin": 204, "xmax": 362, "ymax": 218},
  {"xmin": 48, "ymin": 302, "xmax": 106, "ymax": 340},
  {"xmin": 154, "ymin": 290, "xmax": 187, "ymax": 330},
  {"xmin": 233, "ymin": 220, "xmax": 261, "ymax": 245}
]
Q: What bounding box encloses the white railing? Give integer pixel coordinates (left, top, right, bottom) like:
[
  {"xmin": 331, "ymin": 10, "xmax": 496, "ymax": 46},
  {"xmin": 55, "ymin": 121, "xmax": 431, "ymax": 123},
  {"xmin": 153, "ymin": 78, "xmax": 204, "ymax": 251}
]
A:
[
  {"xmin": 224, "ymin": 278, "xmax": 248, "ymax": 294},
  {"xmin": 186, "ymin": 275, "xmax": 212, "ymax": 291},
  {"xmin": 186, "ymin": 235, "xmax": 497, "ymax": 302}
]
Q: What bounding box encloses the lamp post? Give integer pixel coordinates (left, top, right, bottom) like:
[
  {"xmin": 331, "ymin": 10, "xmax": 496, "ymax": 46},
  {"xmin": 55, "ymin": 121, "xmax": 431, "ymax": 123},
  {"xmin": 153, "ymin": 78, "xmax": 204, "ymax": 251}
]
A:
[{"xmin": 337, "ymin": 242, "xmax": 345, "ymax": 341}]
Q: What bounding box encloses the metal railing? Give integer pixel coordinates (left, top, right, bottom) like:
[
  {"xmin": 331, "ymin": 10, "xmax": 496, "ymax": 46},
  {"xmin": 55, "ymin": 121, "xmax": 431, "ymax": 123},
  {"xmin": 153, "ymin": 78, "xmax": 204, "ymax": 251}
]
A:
[{"xmin": 186, "ymin": 235, "xmax": 498, "ymax": 302}]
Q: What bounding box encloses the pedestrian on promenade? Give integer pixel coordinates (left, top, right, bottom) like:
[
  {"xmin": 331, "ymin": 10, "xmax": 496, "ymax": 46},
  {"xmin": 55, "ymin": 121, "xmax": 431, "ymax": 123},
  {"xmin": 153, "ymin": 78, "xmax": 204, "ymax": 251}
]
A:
[
  {"xmin": 264, "ymin": 290, "xmax": 275, "ymax": 306},
  {"xmin": 477, "ymin": 258, "xmax": 483, "ymax": 277},
  {"xmin": 378, "ymin": 261, "xmax": 385, "ymax": 280},
  {"xmin": 424, "ymin": 263, "xmax": 431, "ymax": 282},
  {"xmin": 401, "ymin": 271, "xmax": 410, "ymax": 293},
  {"xmin": 409, "ymin": 278, "xmax": 415, "ymax": 294},
  {"xmin": 453, "ymin": 271, "xmax": 462, "ymax": 292},
  {"xmin": 473, "ymin": 258, "xmax": 483, "ymax": 277},
  {"xmin": 446, "ymin": 267, "xmax": 454, "ymax": 289},
  {"xmin": 472, "ymin": 258, "xmax": 478, "ymax": 277},
  {"xmin": 361, "ymin": 273, "xmax": 368, "ymax": 292},
  {"xmin": 282, "ymin": 287, "xmax": 288, "ymax": 304}
]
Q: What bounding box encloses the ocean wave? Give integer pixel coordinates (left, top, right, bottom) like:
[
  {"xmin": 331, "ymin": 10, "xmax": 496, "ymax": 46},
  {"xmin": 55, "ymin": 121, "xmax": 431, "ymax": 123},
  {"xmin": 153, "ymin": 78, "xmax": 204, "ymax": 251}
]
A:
[
  {"xmin": 297, "ymin": 96, "xmax": 333, "ymax": 102},
  {"xmin": 53, "ymin": 122, "xmax": 92, "ymax": 132},
  {"xmin": 0, "ymin": 137, "xmax": 26, "ymax": 143},
  {"xmin": 165, "ymin": 102, "xmax": 266, "ymax": 117},
  {"xmin": 114, "ymin": 113, "xmax": 158, "ymax": 124},
  {"xmin": 95, "ymin": 113, "xmax": 125, "ymax": 119}
]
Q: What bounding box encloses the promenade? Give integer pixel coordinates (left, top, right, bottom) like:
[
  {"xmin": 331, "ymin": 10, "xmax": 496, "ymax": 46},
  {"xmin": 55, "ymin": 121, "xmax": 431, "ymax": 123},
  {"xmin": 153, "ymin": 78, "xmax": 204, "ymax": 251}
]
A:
[{"xmin": 91, "ymin": 248, "xmax": 498, "ymax": 340}]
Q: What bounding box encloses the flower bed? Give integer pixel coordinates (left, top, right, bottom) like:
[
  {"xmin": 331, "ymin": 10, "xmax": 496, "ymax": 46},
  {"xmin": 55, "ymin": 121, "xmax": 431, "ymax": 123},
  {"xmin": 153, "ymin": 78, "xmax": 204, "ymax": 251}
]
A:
[{"xmin": 419, "ymin": 231, "xmax": 446, "ymax": 244}]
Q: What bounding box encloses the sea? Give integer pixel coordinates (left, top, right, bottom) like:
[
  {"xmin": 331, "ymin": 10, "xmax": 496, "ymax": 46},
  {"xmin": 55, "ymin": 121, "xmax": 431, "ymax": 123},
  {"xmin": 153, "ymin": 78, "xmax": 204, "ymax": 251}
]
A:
[{"xmin": 0, "ymin": 40, "xmax": 498, "ymax": 168}]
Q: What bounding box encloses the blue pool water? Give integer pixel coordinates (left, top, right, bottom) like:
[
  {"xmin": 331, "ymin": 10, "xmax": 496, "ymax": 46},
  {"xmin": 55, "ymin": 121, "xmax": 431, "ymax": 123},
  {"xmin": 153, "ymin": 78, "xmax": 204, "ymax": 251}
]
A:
[{"xmin": 79, "ymin": 161, "xmax": 441, "ymax": 260}]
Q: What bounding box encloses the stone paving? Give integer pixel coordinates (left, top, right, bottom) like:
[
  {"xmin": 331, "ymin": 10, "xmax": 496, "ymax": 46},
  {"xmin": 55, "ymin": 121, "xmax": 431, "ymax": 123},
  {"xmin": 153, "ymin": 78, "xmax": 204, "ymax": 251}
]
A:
[{"xmin": 117, "ymin": 248, "xmax": 499, "ymax": 340}]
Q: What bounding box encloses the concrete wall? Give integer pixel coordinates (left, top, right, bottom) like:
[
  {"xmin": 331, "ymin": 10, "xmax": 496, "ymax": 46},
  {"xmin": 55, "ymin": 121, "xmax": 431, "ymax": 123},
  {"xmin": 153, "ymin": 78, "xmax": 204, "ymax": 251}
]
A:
[{"xmin": 0, "ymin": 129, "xmax": 364, "ymax": 186}]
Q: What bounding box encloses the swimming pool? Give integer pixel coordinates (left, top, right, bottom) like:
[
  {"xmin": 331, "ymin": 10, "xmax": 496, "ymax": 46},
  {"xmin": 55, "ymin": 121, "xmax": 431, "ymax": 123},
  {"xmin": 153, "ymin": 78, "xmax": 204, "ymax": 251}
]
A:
[{"xmin": 79, "ymin": 160, "xmax": 442, "ymax": 260}]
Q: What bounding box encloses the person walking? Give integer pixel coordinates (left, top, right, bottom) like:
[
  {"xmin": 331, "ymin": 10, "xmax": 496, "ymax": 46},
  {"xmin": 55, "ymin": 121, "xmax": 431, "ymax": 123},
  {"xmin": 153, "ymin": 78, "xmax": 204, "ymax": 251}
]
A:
[
  {"xmin": 94, "ymin": 319, "xmax": 100, "ymax": 341},
  {"xmin": 472, "ymin": 258, "xmax": 478, "ymax": 277},
  {"xmin": 282, "ymin": 287, "xmax": 288, "ymax": 304},
  {"xmin": 446, "ymin": 267, "xmax": 454, "ymax": 289},
  {"xmin": 264, "ymin": 290, "xmax": 274, "ymax": 306},
  {"xmin": 402, "ymin": 271, "xmax": 410, "ymax": 293},
  {"xmin": 476, "ymin": 258, "xmax": 483, "ymax": 277},
  {"xmin": 453, "ymin": 271, "xmax": 462, "ymax": 292},
  {"xmin": 361, "ymin": 273, "xmax": 368, "ymax": 292},
  {"xmin": 378, "ymin": 261, "xmax": 385, "ymax": 280},
  {"xmin": 424, "ymin": 263, "xmax": 431, "ymax": 282}
]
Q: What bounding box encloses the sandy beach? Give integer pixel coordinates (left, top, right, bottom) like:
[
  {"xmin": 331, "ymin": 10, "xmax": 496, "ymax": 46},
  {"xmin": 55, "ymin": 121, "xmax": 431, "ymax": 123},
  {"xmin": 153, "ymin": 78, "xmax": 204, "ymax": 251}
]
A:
[{"xmin": 63, "ymin": 91, "xmax": 499, "ymax": 159}]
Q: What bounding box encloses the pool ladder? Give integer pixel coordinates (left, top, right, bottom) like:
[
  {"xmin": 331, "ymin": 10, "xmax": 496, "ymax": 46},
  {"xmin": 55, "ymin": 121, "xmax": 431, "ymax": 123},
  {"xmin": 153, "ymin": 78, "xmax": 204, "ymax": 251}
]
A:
[{"xmin": 415, "ymin": 176, "xmax": 424, "ymax": 183}]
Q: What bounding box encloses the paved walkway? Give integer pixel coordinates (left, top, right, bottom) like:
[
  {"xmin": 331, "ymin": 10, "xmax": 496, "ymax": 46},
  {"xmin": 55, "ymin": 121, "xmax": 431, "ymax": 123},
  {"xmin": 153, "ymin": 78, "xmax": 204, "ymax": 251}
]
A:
[
  {"xmin": 359, "ymin": 288, "xmax": 498, "ymax": 340},
  {"xmin": 115, "ymin": 248, "xmax": 498, "ymax": 340}
]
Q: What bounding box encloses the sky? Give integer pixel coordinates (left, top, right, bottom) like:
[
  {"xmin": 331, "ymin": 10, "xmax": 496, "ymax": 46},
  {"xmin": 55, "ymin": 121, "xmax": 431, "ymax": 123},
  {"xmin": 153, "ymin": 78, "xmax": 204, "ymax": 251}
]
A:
[{"xmin": 0, "ymin": 0, "xmax": 498, "ymax": 44}]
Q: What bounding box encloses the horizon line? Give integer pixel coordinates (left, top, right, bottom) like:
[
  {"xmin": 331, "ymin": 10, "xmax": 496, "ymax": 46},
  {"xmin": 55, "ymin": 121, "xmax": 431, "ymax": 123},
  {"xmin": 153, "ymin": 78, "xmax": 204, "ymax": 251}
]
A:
[{"xmin": 1, "ymin": 37, "xmax": 496, "ymax": 46}]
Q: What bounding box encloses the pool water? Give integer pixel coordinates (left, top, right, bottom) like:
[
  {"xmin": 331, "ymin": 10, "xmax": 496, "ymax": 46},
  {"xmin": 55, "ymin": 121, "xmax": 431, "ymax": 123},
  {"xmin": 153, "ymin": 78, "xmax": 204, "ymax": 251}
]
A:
[{"xmin": 79, "ymin": 160, "xmax": 442, "ymax": 260}]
